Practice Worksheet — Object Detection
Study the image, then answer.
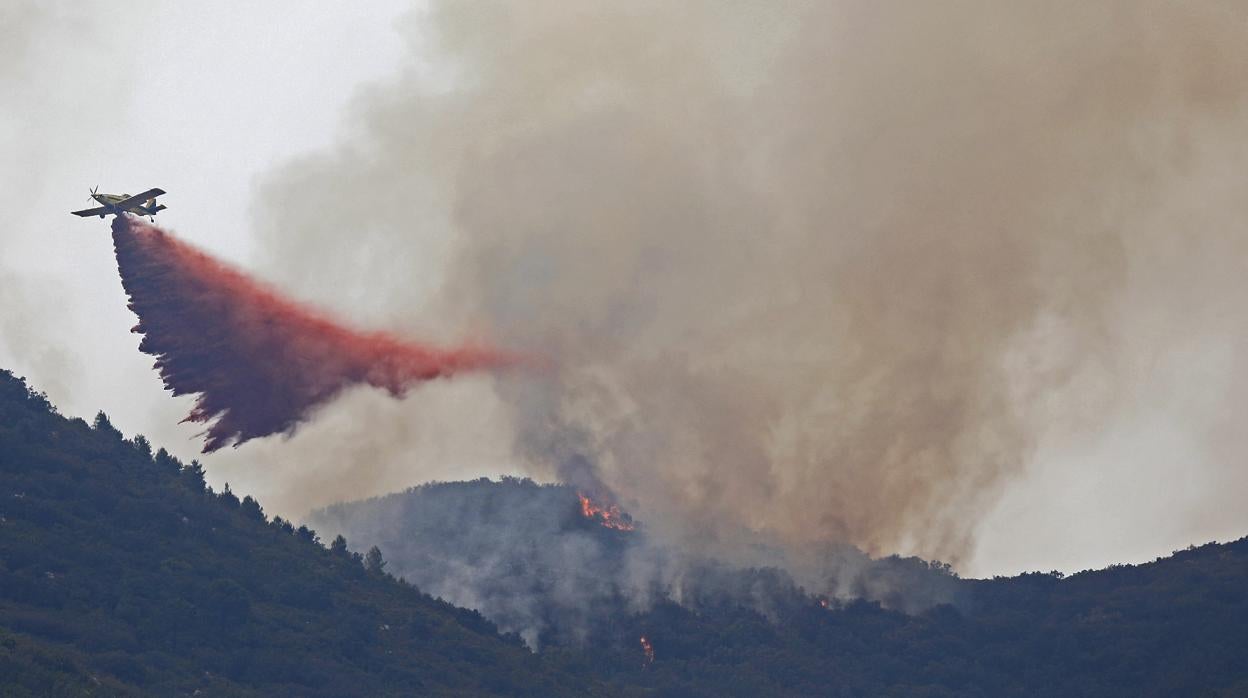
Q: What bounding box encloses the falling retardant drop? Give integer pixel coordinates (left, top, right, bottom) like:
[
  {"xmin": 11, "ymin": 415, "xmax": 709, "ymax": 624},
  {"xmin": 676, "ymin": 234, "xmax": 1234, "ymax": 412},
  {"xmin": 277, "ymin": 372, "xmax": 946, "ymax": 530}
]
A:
[{"xmin": 110, "ymin": 215, "xmax": 524, "ymax": 453}]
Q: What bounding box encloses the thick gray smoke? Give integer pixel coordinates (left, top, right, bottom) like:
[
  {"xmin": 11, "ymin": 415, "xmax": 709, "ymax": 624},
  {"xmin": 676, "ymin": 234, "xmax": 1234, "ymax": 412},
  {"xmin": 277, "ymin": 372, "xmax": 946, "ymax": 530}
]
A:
[
  {"xmin": 243, "ymin": 2, "xmax": 1248, "ymax": 570},
  {"xmin": 307, "ymin": 478, "xmax": 960, "ymax": 648}
]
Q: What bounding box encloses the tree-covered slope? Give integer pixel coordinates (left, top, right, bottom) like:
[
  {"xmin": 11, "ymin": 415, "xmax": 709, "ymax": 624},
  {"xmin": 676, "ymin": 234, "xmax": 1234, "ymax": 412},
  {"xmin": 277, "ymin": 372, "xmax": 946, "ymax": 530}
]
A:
[
  {"xmin": 0, "ymin": 370, "xmax": 607, "ymax": 697},
  {"xmin": 319, "ymin": 480, "xmax": 1248, "ymax": 697},
  {"xmin": 571, "ymin": 537, "xmax": 1248, "ymax": 697},
  {"xmin": 308, "ymin": 478, "xmax": 962, "ymax": 650},
  {"xmin": 3, "ymin": 365, "xmax": 1247, "ymax": 697}
]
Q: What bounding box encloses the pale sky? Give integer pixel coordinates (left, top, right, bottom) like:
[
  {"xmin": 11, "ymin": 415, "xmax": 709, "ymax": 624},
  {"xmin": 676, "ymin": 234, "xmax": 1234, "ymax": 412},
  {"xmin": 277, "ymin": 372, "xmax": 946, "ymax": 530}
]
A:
[
  {"xmin": 3, "ymin": 2, "xmax": 1246, "ymax": 579},
  {"xmin": 1, "ymin": 1, "xmax": 410, "ymax": 445}
]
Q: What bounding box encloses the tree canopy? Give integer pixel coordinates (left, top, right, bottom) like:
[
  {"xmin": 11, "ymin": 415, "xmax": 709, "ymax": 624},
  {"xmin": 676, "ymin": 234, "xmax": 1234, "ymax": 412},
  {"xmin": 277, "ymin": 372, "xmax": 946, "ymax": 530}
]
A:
[{"xmin": 2, "ymin": 368, "xmax": 1246, "ymax": 696}]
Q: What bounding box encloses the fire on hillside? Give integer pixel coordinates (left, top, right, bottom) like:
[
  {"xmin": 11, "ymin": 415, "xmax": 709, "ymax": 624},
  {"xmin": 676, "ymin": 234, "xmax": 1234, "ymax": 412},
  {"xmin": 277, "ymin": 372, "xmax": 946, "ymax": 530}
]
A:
[{"xmin": 577, "ymin": 492, "xmax": 635, "ymax": 531}]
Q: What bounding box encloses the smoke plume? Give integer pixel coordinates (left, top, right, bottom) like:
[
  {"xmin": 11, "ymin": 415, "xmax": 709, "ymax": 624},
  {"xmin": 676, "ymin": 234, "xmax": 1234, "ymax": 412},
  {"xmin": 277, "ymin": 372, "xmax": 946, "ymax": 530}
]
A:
[
  {"xmin": 308, "ymin": 478, "xmax": 961, "ymax": 648},
  {"xmin": 251, "ymin": 2, "xmax": 1248, "ymax": 571},
  {"xmin": 111, "ymin": 215, "xmax": 518, "ymax": 452}
]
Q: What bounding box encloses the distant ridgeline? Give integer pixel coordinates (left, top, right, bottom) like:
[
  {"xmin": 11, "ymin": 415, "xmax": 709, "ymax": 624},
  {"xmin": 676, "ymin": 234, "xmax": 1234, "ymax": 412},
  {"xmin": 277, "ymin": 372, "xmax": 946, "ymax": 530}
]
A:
[
  {"xmin": 312, "ymin": 479, "xmax": 1248, "ymax": 696},
  {"xmin": 3, "ymin": 368, "xmax": 1248, "ymax": 697},
  {"xmin": 306, "ymin": 478, "xmax": 966, "ymax": 648}
]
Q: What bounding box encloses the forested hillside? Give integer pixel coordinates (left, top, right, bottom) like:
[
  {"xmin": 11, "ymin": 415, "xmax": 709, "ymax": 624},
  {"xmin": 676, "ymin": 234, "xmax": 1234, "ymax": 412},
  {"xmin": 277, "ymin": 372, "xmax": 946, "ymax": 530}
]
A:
[
  {"xmin": 3, "ymin": 367, "xmax": 1247, "ymax": 697},
  {"xmin": 564, "ymin": 537, "xmax": 1248, "ymax": 697},
  {"xmin": 320, "ymin": 479, "xmax": 1248, "ymax": 697},
  {"xmin": 0, "ymin": 370, "xmax": 606, "ymax": 697},
  {"xmin": 308, "ymin": 478, "xmax": 963, "ymax": 649}
]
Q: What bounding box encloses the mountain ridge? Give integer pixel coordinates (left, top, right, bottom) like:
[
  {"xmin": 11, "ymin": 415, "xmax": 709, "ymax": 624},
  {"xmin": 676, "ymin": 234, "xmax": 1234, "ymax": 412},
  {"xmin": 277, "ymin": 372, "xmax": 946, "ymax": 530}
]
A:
[
  {"xmin": 3, "ymin": 368, "xmax": 1247, "ymax": 696},
  {"xmin": 0, "ymin": 369, "xmax": 609, "ymax": 696}
]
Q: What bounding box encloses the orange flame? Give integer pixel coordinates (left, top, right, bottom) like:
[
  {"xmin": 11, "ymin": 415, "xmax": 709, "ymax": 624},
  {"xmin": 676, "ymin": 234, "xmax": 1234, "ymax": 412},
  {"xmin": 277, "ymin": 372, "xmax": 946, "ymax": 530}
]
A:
[
  {"xmin": 577, "ymin": 492, "xmax": 635, "ymax": 531},
  {"xmin": 640, "ymin": 636, "xmax": 655, "ymax": 666}
]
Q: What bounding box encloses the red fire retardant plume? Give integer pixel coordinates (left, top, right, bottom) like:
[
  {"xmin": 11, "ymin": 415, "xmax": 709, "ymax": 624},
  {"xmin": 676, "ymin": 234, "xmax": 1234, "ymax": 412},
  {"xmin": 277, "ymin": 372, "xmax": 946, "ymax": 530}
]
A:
[{"xmin": 112, "ymin": 216, "xmax": 520, "ymax": 453}]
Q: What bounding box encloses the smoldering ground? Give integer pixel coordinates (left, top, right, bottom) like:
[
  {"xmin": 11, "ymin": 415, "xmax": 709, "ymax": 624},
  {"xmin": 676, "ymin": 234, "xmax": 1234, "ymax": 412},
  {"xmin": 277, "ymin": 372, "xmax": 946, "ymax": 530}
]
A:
[
  {"xmin": 226, "ymin": 1, "xmax": 1248, "ymax": 577},
  {"xmin": 308, "ymin": 478, "xmax": 961, "ymax": 648},
  {"xmin": 111, "ymin": 215, "xmax": 520, "ymax": 452}
]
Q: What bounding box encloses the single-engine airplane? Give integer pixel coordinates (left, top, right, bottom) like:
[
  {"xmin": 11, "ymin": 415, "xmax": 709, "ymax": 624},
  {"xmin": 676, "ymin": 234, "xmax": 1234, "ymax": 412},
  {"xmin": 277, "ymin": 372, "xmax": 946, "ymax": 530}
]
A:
[{"xmin": 71, "ymin": 186, "xmax": 166, "ymax": 221}]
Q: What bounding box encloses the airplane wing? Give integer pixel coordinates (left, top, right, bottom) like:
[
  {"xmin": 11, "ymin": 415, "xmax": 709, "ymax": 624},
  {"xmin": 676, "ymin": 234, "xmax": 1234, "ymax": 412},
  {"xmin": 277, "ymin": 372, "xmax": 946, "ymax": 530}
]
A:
[
  {"xmin": 112, "ymin": 188, "xmax": 166, "ymax": 210},
  {"xmin": 71, "ymin": 206, "xmax": 110, "ymax": 217}
]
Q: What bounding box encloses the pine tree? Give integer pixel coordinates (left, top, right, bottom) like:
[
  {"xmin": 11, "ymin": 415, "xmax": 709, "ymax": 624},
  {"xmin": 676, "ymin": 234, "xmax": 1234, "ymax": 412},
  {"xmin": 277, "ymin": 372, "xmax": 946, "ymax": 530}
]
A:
[
  {"xmin": 330, "ymin": 535, "xmax": 349, "ymax": 555},
  {"xmin": 93, "ymin": 411, "xmax": 121, "ymax": 438},
  {"xmin": 364, "ymin": 546, "xmax": 387, "ymax": 574}
]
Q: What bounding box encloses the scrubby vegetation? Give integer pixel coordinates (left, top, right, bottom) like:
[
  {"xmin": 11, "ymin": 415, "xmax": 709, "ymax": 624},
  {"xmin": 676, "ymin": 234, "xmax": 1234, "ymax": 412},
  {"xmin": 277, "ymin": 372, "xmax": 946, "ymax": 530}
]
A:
[
  {"xmin": 2, "ymin": 368, "xmax": 1246, "ymax": 696},
  {"xmin": 0, "ymin": 370, "xmax": 605, "ymax": 696},
  {"xmin": 318, "ymin": 477, "xmax": 1248, "ymax": 697}
]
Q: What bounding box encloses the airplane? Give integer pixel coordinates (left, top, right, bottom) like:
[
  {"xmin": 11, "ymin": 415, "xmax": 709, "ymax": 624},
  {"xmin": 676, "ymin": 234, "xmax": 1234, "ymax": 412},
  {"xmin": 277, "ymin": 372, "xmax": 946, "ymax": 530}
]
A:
[{"xmin": 71, "ymin": 186, "xmax": 167, "ymax": 221}]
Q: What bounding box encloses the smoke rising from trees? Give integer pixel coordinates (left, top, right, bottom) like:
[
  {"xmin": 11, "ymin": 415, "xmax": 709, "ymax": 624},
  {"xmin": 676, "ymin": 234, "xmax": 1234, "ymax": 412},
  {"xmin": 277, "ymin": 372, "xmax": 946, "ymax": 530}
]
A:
[
  {"xmin": 244, "ymin": 2, "xmax": 1248, "ymax": 570},
  {"xmin": 308, "ymin": 478, "xmax": 961, "ymax": 648}
]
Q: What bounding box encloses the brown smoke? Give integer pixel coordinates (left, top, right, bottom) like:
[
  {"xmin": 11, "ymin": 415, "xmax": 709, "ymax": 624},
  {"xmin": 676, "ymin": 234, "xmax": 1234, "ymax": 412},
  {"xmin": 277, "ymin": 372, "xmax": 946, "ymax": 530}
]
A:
[
  {"xmin": 249, "ymin": 2, "xmax": 1248, "ymax": 567},
  {"xmin": 111, "ymin": 216, "xmax": 519, "ymax": 453}
]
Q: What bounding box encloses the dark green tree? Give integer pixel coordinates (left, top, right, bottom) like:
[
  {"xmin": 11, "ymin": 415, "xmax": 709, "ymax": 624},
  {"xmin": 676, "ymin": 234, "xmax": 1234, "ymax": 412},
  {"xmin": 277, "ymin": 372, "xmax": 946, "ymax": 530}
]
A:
[
  {"xmin": 129, "ymin": 434, "xmax": 152, "ymax": 459},
  {"xmin": 330, "ymin": 535, "xmax": 349, "ymax": 555},
  {"xmin": 364, "ymin": 546, "xmax": 387, "ymax": 575},
  {"xmin": 181, "ymin": 459, "xmax": 207, "ymax": 491},
  {"xmin": 154, "ymin": 447, "xmax": 182, "ymax": 473},
  {"xmin": 241, "ymin": 495, "xmax": 265, "ymax": 522},
  {"xmin": 297, "ymin": 525, "xmax": 318, "ymax": 544},
  {"xmin": 93, "ymin": 410, "xmax": 121, "ymax": 438}
]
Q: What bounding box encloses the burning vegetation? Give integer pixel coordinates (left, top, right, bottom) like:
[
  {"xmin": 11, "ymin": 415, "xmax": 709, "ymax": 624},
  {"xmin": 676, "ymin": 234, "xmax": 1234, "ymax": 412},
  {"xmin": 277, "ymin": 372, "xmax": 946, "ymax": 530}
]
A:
[
  {"xmin": 577, "ymin": 492, "xmax": 635, "ymax": 531},
  {"xmin": 309, "ymin": 477, "xmax": 966, "ymax": 650}
]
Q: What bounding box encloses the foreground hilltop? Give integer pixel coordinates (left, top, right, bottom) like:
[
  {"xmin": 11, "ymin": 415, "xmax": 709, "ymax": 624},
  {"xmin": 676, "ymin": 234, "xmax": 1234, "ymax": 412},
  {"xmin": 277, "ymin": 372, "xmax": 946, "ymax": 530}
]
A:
[
  {"xmin": 3, "ymin": 368, "xmax": 1247, "ymax": 696},
  {"xmin": 0, "ymin": 370, "xmax": 605, "ymax": 697}
]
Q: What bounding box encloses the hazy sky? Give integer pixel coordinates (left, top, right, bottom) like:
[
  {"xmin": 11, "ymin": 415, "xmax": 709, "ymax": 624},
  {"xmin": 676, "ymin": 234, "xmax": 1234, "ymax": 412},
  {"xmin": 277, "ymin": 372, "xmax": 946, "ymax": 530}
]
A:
[
  {"xmin": 2, "ymin": 2, "xmax": 414, "ymax": 452},
  {"xmin": 3, "ymin": 1, "xmax": 1247, "ymax": 579}
]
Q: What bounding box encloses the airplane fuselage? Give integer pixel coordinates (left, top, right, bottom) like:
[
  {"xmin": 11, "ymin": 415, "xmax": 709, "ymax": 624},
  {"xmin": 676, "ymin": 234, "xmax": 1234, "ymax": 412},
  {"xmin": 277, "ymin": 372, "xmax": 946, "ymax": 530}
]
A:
[{"xmin": 92, "ymin": 193, "xmax": 162, "ymax": 217}]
